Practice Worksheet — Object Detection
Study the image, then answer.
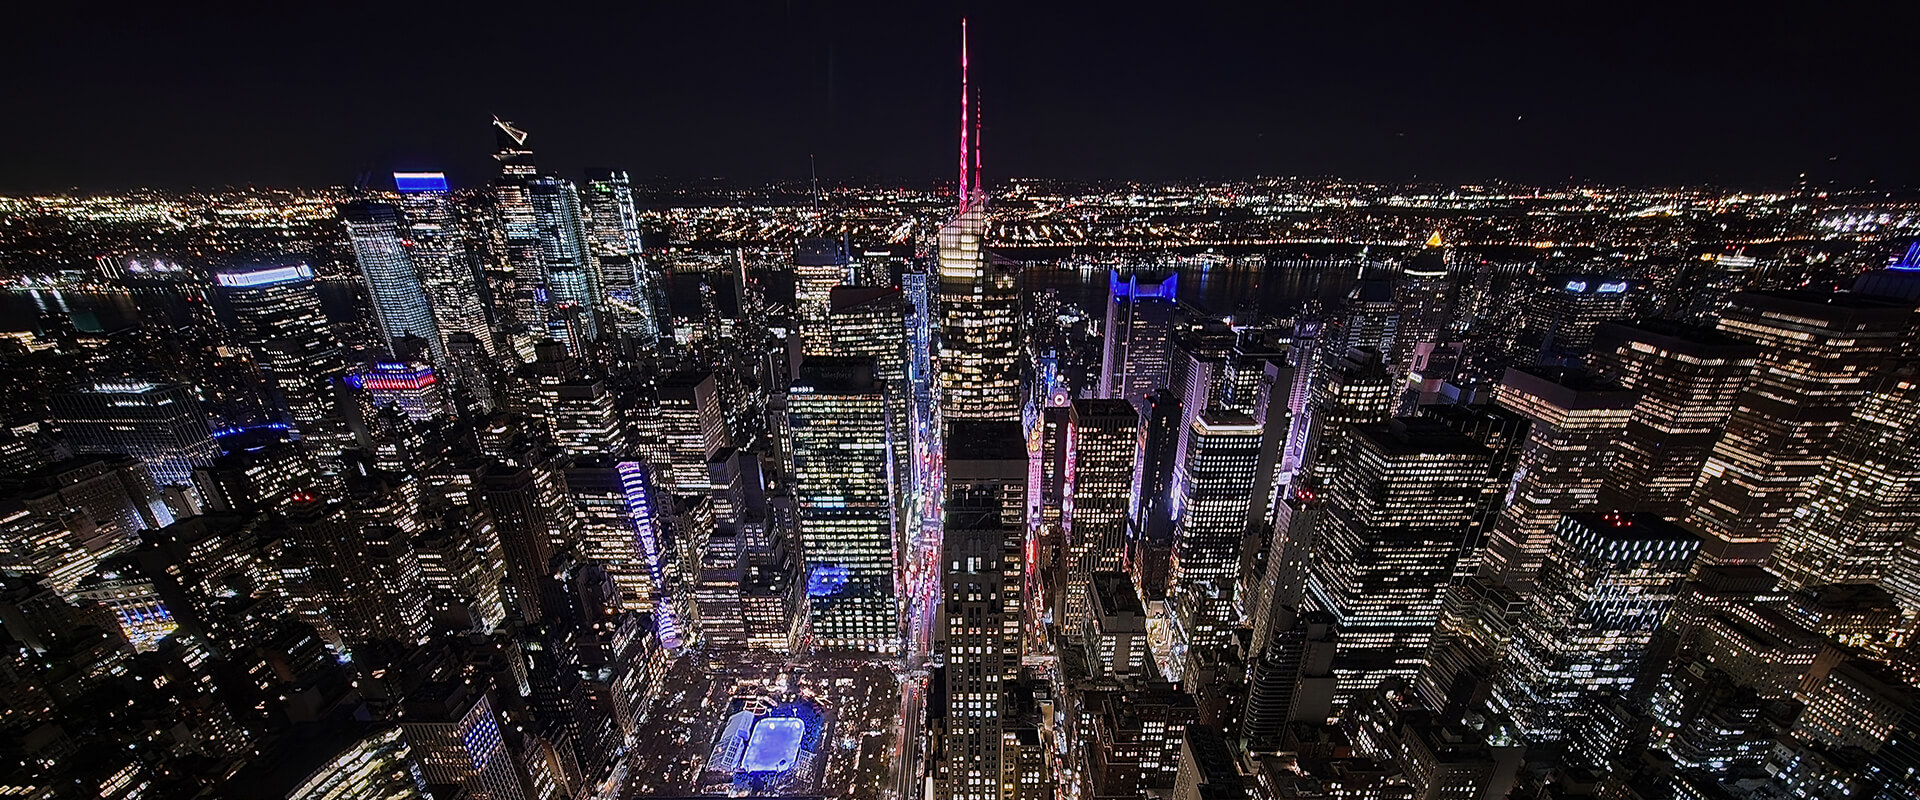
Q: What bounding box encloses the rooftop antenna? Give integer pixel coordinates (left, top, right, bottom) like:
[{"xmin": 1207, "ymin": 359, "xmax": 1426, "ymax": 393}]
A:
[
  {"xmin": 810, "ymin": 153, "xmax": 821, "ymax": 216},
  {"xmin": 959, "ymin": 18, "xmax": 970, "ymax": 211},
  {"xmin": 974, "ymin": 85, "xmax": 983, "ymax": 207}
]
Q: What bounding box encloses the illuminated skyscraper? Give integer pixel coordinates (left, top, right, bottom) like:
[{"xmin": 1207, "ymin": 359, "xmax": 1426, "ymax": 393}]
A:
[
  {"xmin": 1483, "ymin": 367, "xmax": 1636, "ymax": 591},
  {"xmin": 51, "ymin": 381, "xmax": 218, "ymax": 487},
  {"xmin": 215, "ymin": 262, "xmax": 352, "ymax": 462},
  {"xmin": 279, "ymin": 495, "xmax": 430, "ymax": 648},
  {"xmin": 1100, "ymin": 271, "xmax": 1179, "ymax": 407},
  {"xmin": 393, "ymin": 172, "xmax": 496, "ymax": 357},
  {"xmin": 399, "ymin": 682, "xmax": 531, "ymax": 800},
  {"xmin": 1303, "ymin": 418, "xmax": 1492, "ymax": 699},
  {"xmin": 816, "ymin": 286, "xmax": 914, "ymax": 518},
  {"xmin": 937, "ymin": 24, "xmax": 1021, "ymax": 422},
  {"xmin": 1687, "ymin": 291, "xmax": 1911, "ymax": 563},
  {"xmin": 1169, "ymin": 411, "xmax": 1263, "ymax": 666},
  {"xmin": 1516, "ymin": 277, "xmax": 1633, "ymax": 366},
  {"xmin": 489, "ymin": 117, "xmax": 547, "ymax": 343},
  {"xmin": 1296, "ymin": 346, "xmax": 1397, "ymax": 494},
  {"xmin": 527, "ymin": 343, "xmax": 631, "ymax": 458},
  {"xmin": 581, "ymin": 169, "xmax": 664, "ymax": 350},
  {"xmin": 1492, "ymin": 512, "xmax": 1699, "ymax": 746},
  {"xmin": 658, "ymin": 371, "xmax": 729, "ymax": 498},
  {"xmin": 788, "ymin": 357, "xmax": 898, "ymax": 653},
  {"xmin": 340, "ymin": 200, "xmax": 445, "ymax": 364},
  {"xmin": 1773, "ymin": 370, "xmax": 1920, "ymax": 592},
  {"xmin": 1392, "ymin": 232, "xmax": 1456, "ymax": 370},
  {"xmin": 795, "ymin": 238, "xmax": 852, "ymax": 354},
  {"xmin": 1064, "ymin": 399, "xmax": 1140, "ymax": 630},
  {"xmin": 527, "ymin": 176, "xmax": 601, "ymax": 349},
  {"xmin": 226, "ymin": 726, "xmax": 427, "ymax": 800},
  {"xmin": 1589, "ymin": 321, "xmax": 1758, "ymax": 518}
]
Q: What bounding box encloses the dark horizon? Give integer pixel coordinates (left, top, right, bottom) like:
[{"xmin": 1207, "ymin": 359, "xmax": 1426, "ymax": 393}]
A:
[{"xmin": 6, "ymin": 1, "xmax": 1919, "ymax": 194}]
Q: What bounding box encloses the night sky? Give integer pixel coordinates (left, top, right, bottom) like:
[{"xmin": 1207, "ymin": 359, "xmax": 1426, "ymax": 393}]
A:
[{"xmin": 6, "ymin": 1, "xmax": 1917, "ymax": 193}]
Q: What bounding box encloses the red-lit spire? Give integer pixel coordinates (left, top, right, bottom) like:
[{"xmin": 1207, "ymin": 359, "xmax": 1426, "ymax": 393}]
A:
[{"xmin": 959, "ymin": 18, "xmax": 971, "ymax": 211}]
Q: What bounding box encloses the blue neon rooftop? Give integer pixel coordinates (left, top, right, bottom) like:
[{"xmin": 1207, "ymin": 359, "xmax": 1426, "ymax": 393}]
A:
[{"xmin": 393, "ymin": 172, "xmax": 450, "ymax": 193}]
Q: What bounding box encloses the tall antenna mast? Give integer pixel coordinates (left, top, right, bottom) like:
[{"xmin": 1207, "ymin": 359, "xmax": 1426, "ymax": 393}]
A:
[
  {"xmin": 810, "ymin": 153, "xmax": 821, "ymax": 216},
  {"xmin": 974, "ymin": 86, "xmax": 983, "ymax": 206},
  {"xmin": 959, "ymin": 18, "xmax": 971, "ymax": 211}
]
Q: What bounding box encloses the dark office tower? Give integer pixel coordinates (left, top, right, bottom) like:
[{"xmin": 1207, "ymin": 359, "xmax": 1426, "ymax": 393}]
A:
[
  {"xmin": 1483, "ymin": 367, "xmax": 1636, "ymax": 592},
  {"xmin": 817, "ymin": 286, "xmax": 914, "ymax": 517},
  {"xmin": 1131, "ymin": 387, "xmax": 1184, "ymax": 600},
  {"xmin": 1169, "ymin": 318, "xmax": 1240, "ymax": 427},
  {"xmin": 1169, "ymin": 411, "xmax": 1264, "ymax": 669},
  {"xmin": 1417, "ymin": 403, "xmax": 1530, "ymax": 579},
  {"xmin": 939, "ymin": 501, "xmax": 1011, "ymax": 800},
  {"xmin": 582, "ymin": 169, "xmax": 663, "ymax": 351},
  {"xmin": 1589, "ymin": 321, "xmax": 1759, "ymax": 518},
  {"xmin": 1304, "ymin": 419, "xmax": 1492, "ymax": 700},
  {"xmin": 1241, "ymin": 607, "xmax": 1337, "ymax": 752},
  {"xmin": 1772, "ymin": 370, "xmax": 1920, "ymax": 592},
  {"xmin": 1, "ymin": 457, "xmax": 171, "ymax": 593},
  {"xmin": 946, "ymin": 420, "xmax": 1030, "ymax": 677},
  {"xmin": 1492, "ymin": 512, "xmax": 1700, "ymax": 748},
  {"xmin": 1415, "ymin": 575, "xmax": 1526, "ymax": 719},
  {"xmin": 215, "ymin": 262, "xmax": 352, "ymax": 462},
  {"xmin": 491, "ymin": 117, "xmax": 546, "ymax": 338},
  {"xmin": 278, "ymin": 495, "xmax": 426, "ymax": 648},
  {"xmin": 482, "ymin": 462, "xmax": 575, "ymax": 623},
  {"xmin": 1234, "ymin": 329, "xmax": 1296, "ymax": 541},
  {"xmin": 395, "ymin": 172, "xmax": 496, "ymax": 355},
  {"xmin": 1393, "ymin": 232, "xmax": 1456, "ymax": 368},
  {"xmin": 1038, "ymin": 405, "xmax": 1073, "ymax": 540},
  {"xmin": 658, "ymin": 371, "xmax": 729, "ymax": 498},
  {"xmin": 1172, "ymin": 724, "xmax": 1246, "ymax": 800},
  {"xmin": 1101, "ymin": 271, "xmax": 1179, "ymax": 406},
  {"xmin": 51, "ymin": 381, "xmax": 217, "ymax": 486},
  {"xmin": 1516, "ymin": 276, "xmax": 1633, "ymax": 365},
  {"xmin": 340, "ymin": 200, "xmax": 446, "ymax": 364},
  {"xmin": 789, "ymin": 358, "xmax": 897, "ymax": 653},
  {"xmin": 527, "ymin": 176, "xmax": 601, "ymax": 349},
  {"xmin": 1297, "ymin": 346, "xmax": 1397, "ymax": 493},
  {"xmin": 1064, "ymin": 399, "xmax": 1140, "ymax": 631},
  {"xmin": 795, "ymin": 238, "xmax": 852, "ymax": 354},
  {"xmin": 1687, "ymin": 291, "xmax": 1912, "ymax": 564}
]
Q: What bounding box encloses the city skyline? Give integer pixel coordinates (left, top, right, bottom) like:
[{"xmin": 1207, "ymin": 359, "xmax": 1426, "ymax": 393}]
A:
[{"xmin": 7, "ymin": 9, "xmax": 1920, "ymax": 800}]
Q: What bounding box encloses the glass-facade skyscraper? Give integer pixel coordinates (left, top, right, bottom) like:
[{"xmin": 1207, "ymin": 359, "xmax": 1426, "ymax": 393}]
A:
[
  {"xmin": 341, "ymin": 200, "xmax": 445, "ymax": 364},
  {"xmin": 394, "ymin": 171, "xmax": 496, "ymax": 357},
  {"xmin": 788, "ymin": 357, "xmax": 898, "ymax": 653}
]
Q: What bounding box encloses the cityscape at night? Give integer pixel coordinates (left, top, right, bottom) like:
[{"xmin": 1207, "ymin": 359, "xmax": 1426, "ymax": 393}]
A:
[{"xmin": 6, "ymin": 4, "xmax": 1920, "ymax": 800}]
